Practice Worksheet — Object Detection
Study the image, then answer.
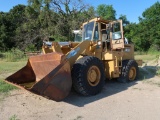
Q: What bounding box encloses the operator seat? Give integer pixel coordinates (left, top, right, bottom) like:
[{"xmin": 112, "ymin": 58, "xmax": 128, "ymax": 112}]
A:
[
  {"xmin": 101, "ymin": 30, "xmax": 110, "ymax": 50},
  {"xmin": 102, "ymin": 30, "xmax": 108, "ymax": 41}
]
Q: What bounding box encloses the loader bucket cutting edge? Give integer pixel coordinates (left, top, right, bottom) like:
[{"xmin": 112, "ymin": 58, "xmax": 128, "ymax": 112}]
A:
[{"xmin": 5, "ymin": 52, "xmax": 72, "ymax": 101}]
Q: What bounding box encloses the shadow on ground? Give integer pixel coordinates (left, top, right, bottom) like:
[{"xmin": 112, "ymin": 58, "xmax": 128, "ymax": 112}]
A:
[
  {"xmin": 139, "ymin": 66, "xmax": 159, "ymax": 80},
  {"xmin": 63, "ymin": 66, "xmax": 158, "ymax": 107},
  {"xmin": 63, "ymin": 80, "xmax": 137, "ymax": 107}
]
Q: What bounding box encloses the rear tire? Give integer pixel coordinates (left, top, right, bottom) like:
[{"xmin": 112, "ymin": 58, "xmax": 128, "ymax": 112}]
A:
[
  {"xmin": 117, "ymin": 60, "xmax": 139, "ymax": 83},
  {"xmin": 71, "ymin": 56, "xmax": 105, "ymax": 96}
]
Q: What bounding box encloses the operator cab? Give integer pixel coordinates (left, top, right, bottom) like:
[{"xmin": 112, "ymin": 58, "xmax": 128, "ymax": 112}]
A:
[{"xmin": 78, "ymin": 17, "xmax": 124, "ymax": 50}]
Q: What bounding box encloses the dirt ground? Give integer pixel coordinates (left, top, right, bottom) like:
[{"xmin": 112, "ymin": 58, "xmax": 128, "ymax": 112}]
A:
[{"xmin": 0, "ymin": 60, "xmax": 160, "ymax": 120}]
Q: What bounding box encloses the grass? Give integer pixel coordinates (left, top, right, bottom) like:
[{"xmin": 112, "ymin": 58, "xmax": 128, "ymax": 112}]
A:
[
  {"xmin": 135, "ymin": 51, "xmax": 160, "ymax": 62},
  {"xmin": 0, "ymin": 50, "xmax": 28, "ymax": 101},
  {"xmin": 0, "ymin": 61, "xmax": 26, "ymax": 75},
  {"xmin": 147, "ymin": 50, "xmax": 160, "ymax": 55},
  {"xmin": 0, "ymin": 61, "xmax": 26, "ymax": 93},
  {"xmin": 135, "ymin": 54, "xmax": 158, "ymax": 61},
  {"xmin": 135, "ymin": 51, "xmax": 160, "ymax": 56},
  {"xmin": 9, "ymin": 114, "xmax": 19, "ymax": 120},
  {"xmin": 73, "ymin": 116, "xmax": 83, "ymax": 120},
  {"xmin": 0, "ymin": 80, "xmax": 17, "ymax": 93}
]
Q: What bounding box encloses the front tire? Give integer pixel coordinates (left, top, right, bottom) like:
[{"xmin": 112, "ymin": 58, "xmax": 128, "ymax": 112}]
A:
[{"xmin": 71, "ymin": 56, "xmax": 105, "ymax": 96}]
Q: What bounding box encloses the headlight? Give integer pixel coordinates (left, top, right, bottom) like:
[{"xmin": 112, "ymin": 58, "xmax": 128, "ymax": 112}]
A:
[{"xmin": 98, "ymin": 41, "xmax": 101, "ymax": 45}]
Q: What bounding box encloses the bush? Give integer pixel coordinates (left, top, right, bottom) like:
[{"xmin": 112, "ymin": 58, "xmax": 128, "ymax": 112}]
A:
[
  {"xmin": 0, "ymin": 52, "xmax": 4, "ymax": 59},
  {"xmin": 148, "ymin": 45, "xmax": 160, "ymax": 55},
  {"xmin": 25, "ymin": 44, "xmax": 37, "ymax": 52},
  {"xmin": 1, "ymin": 49, "xmax": 27, "ymax": 62}
]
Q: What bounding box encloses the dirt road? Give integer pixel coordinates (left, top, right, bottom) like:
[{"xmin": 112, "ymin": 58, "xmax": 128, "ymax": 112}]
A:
[{"xmin": 1, "ymin": 72, "xmax": 160, "ymax": 120}]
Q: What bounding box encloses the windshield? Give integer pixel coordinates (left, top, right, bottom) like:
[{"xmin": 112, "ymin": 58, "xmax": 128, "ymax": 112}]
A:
[
  {"xmin": 74, "ymin": 33, "xmax": 82, "ymax": 42},
  {"xmin": 112, "ymin": 22, "xmax": 122, "ymax": 40},
  {"xmin": 82, "ymin": 21, "xmax": 94, "ymax": 41}
]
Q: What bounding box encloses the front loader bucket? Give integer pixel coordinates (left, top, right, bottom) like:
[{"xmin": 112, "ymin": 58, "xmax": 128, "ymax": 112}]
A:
[{"xmin": 5, "ymin": 53, "xmax": 72, "ymax": 101}]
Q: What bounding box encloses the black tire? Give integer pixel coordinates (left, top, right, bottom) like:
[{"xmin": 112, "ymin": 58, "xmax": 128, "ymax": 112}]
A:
[
  {"xmin": 71, "ymin": 56, "xmax": 105, "ymax": 96},
  {"xmin": 117, "ymin": 60, "xmax": 139, "ymax": 83}
]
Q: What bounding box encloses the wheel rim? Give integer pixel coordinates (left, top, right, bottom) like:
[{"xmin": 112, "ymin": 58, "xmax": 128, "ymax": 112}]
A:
[
  {"xmin": 87, "ymin": 66, "xmax": 101, "ymax": 86},
  {"xmin": 129, "ymin": 67, "xmax": 136, "ymax": 81}
]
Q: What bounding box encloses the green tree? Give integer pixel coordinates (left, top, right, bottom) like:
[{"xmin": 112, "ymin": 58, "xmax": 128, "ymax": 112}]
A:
[
  {"xmin": 119, "ymin": 14, "xmax": 130, "ymax": 26},
  {"xmin": 124, "ymin": 2, "xmax": 160, "ymax": 51},
  {"xmin": 96, "ymin": 4, "xmax": 116, "ymax": 20},
  {"xmin": 0, "ymin": 5, "xmax": 26, "ymax": 50},
  {"xmin": 9, "ymin": 5, "xmax": 27, "ymax": 50},
  {"xmin": 49, "ymin": 0, "xmax": 91, "ymax": 41},
  {"xmin": 17, "ymin": 0, "xmax": 52, "ymax": 50},
  {"xmin": 138, "ymin": 1, "xmax": 160, "ymax": 51},
  {"xmin": 0, "ymin": 12, "xmax": 9, "ymax": 50}
]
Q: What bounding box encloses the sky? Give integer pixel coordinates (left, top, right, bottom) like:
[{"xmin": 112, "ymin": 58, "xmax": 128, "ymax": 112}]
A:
[{"xmin": 0, "ymin": 0, "xmax": 159, "ymax": 23}]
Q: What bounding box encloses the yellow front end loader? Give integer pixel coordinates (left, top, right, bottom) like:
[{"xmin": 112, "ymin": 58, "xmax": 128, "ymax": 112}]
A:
[{"xmin": 5, "ymin": 17, "xmax": 142, "ymax": 101}]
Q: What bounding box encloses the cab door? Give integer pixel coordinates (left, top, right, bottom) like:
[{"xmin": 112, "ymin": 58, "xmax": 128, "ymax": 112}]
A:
[{"xmin": 110, "ymin": 20, "xmax": 124, "ymax": 50}]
